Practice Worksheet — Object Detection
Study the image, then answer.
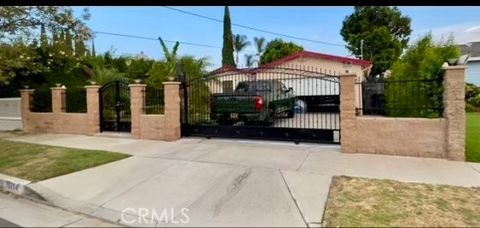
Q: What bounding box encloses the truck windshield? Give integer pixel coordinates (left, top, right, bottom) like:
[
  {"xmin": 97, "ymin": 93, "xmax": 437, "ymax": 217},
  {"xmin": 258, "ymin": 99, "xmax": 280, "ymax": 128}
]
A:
[{"xmin": 235, "ymin": 81, "xmax": 272, "ymax": 92}]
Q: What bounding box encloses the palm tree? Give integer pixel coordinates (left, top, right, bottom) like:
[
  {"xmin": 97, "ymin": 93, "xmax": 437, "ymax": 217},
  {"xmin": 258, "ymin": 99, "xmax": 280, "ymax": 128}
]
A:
[
  {"xmin": 244, "ymin": 54, "xmax": 255, "ymax": 68},
  {"xmin": 158, "ymin": 36, "xmax": 179, "ymax": 80},
  {"xmin": 254, "ymin": 37, "xmax": 266, "ymax": 57},
  {"xmin": 233, "ymin": 34, "xmax": 250, "ymax": 66}
]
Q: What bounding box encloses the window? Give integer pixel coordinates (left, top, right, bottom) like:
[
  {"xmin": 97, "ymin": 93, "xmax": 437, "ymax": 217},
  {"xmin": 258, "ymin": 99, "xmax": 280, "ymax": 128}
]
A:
[
  {"xmin": 255, "ymin": 81, "xmax": 272, "ymax": 91},
  {"xmin": 235, "ymin": 82, "xmax": 250, "ymax": 92}
]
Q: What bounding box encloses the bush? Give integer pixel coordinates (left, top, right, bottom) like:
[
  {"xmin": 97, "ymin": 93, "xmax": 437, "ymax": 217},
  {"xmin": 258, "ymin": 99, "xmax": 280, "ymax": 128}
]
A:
[
  {"xmin": 386, "ymin": 33, "xmax": 460, "ymax": 117},
  {"xmin": 466, "ymin": 102, "xmax": 480, "ymax": 112},
  {"xmin": 30, "ymin": 86, "xmax": 52, "ymax": 112},
  {"xmin": 66, "ymin": 86, "xmax": 87, "ymax": 113}
]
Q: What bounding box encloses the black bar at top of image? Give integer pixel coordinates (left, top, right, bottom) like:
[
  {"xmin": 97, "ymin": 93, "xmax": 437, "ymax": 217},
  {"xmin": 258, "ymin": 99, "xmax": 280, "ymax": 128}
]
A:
[{"xmin": 3, "ymin": 0, "xmax": 480, "ymax": 6}]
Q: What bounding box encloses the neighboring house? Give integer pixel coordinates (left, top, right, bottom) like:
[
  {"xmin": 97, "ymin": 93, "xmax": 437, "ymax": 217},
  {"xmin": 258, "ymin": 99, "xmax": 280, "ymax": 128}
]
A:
[
  {"xmin": 458, "ymin": 41, "xmax": 480, "ymax": 86},
  {"xmin": 207, "ymin": 50, "xmax": 372, "ymax": 109}
]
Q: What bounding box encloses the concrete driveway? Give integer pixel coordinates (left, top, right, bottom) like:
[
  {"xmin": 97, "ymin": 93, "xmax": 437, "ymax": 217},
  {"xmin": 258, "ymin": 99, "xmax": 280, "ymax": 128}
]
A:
[{"xmin": 4, "ymin": 133, "xmax": 480, "ymax": 227}]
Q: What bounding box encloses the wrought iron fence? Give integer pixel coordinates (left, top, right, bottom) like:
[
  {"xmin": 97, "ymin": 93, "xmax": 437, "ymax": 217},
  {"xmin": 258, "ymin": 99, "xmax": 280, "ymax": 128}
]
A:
[
  {"xmin": 356, "ymin": 77, "xmax": 444, "ymax": 118},
  {"xmin": 66, "ymin": 86, "xmax": 87, "ymax": 113},
  {"xmin": 144, "ymin": 86, "xmax": 164, "ymax": 114},
  {"xmin": 30, "ymin": 89, "xmax": 52, "ymax": 112}
]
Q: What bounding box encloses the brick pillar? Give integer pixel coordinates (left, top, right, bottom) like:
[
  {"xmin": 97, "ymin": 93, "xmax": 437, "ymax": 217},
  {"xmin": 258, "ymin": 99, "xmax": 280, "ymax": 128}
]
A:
[
  {"xmin": 51, "ymin": 87, "xmax": 66, "ymax": 133},
  {"xmin": 443, "ymin": 65, "xmax": 467, "ymax": 161},
  {"xmin": 19, "ymin": 89, "xmax": 34, "ymax": 132},
  {"xmin": 163, "ymin": 81, "xmax": 181, "ymax": 141},
  {"xmin": 85, "ymin": 85, "xmax": 101, "ymax": 135},
  {"xmin": 130, "ymin": 84, "xmax": 146, "ymax": 139},
  {"xmin": 51, "ymin": 87, "xmax": 66, "ymax": 114},
  {"xmin": 340, "ymin": 74, "xmax": 357, "ymax": 153}
]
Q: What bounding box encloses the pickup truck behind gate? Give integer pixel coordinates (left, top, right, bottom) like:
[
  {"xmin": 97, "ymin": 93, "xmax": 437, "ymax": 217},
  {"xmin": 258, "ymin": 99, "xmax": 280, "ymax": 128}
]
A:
[{"xmin": 209, "ymin": 80, "xmax": 296, "ymax": 125}]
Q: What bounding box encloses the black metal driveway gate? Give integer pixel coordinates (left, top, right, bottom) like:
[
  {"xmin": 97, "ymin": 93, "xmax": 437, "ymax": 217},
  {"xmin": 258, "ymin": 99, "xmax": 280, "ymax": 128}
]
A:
[
  {"xmin": 99, "ymin": 80, "xmax": 131, "ymax": 132},
  {"xmin": 181, "ymin": 66, "xmax": 341, "ymax": 144}
]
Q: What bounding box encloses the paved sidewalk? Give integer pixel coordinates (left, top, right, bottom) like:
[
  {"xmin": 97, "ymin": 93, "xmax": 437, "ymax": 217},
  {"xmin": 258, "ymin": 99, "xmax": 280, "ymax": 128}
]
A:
[{"xmin": 3, "ymin": 133, "xmax": 480, "ymax": 227}]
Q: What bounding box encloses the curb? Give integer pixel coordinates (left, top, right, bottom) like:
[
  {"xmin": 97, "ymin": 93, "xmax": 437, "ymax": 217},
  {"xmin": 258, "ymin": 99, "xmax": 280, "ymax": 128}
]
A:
[
  {"xmin": 0, "ymin": 174, "xmax": 46, "ymax": 202},
  {"xmin": 23, "ymin": 183, "xmax": 132, "ymax": 227},
  {"xmin": 0, "ymin": 177, "xmax": 126, "ymax": 227}
]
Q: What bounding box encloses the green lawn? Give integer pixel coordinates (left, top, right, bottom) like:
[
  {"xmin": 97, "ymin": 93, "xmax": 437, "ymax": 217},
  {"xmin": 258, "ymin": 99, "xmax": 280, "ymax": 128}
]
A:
[
  {"xmin": 323, "ymin": 176, "xmax": 480, "ymax": 227},
  {"xmin": 467, "ymin": 112, "xmax": 480, "ymax": 162},
  {"xmin": 0, "ymin": 139, "xmax": 130, "ymax": 182}
]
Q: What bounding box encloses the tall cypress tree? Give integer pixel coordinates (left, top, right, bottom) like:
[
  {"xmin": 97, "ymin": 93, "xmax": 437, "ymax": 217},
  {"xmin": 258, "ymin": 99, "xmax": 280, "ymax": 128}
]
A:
[
  {"xmin": 51, "ymin": 28, "xmax": 59, "ymax": 49},
  {"xmin": 74, "ymin": 35, "xmax": 86, "ymax": 58},
  {"xmin": 40, "ymin": 24, "xmax": 48, "ymax": 53},
  {"xmin": 222, "ymin": 6, "xmax": 235, "ymax": 67},
  {"xmin": 59, "ymin": 29, "xmax": 66, "ymax": 55},
  {"xmin": 65, "ymin": 29, "xmax": 74, "ymax": 56},
  {"xmin": 65, "ymin": 29, "xmax": 73, "ymax": 56},
  {"xmin": 91, "ymin": 39, "xmax": 96, "ymax": 57}
]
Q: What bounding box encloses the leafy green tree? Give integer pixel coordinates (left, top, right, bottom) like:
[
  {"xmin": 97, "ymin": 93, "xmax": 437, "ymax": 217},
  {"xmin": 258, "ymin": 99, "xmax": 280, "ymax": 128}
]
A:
[
  {"xmin": 0, "ymin": 6, "xmax": 91, "ymax": 42},
  {"xmin": 385, "ymin": 34, "xmax": 460, "ymax": 117},
  {"xmin": 146, "ymin": 61, "xmax": 169, "ymax": 88},
  {"xmin": 0, "ymin": 42, "xmax": 46, "ymax": 85},
  {"xmin": 466, "ymin": 83, "xmax": 480, "ymax": 112},
  {"xmin": 389, "ymin": 34, "xmax": 459, "ymax": 81},
  {"xmin": 146, "ymin": 56, "xmax": 209, "ymax": 88},
  {"xmin": 340, "ymin": 6, "xmax": 412, "ymax": 77},
  {"xmin": 126, "ymin": 58, "xmax": 154, "ymax": 81},
  {"xmin": 0, "ymin": 7, "xmax": 92, "ymax": 86},
  {"xmin": 233, "ymin": 34, "xmax": 250, "ymax": 66},
  {"xmin": 222, "ymin": 6, "xmax": 235, "ymax": 67},
  {"xmin": 260, "ymin": 38, "xmax": 303, "ymax": 65},
  {"xmin": 466, "ymin": 83, "xmax": 480, "ymax": 102},
  {"xmin": 178, "ymin": 56, "xmax": 209, "ymax": 81},
  {"xmin": 90, "ymin": 65, "xmax": 127, "ymax": 85}
]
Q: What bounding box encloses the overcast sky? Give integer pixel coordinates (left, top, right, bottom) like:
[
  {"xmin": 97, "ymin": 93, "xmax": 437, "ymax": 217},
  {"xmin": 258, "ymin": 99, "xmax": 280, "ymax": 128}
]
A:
[{"xmin": 74, "ymin": 6, "xmax": 480, "ymax": 70}]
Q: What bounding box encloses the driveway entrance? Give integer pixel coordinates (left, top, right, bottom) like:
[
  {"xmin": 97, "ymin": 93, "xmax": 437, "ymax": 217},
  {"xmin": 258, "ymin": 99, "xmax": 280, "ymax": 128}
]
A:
[{"xmin": 181, "ymin": 66, "xmax": 341, "ymax": 144}]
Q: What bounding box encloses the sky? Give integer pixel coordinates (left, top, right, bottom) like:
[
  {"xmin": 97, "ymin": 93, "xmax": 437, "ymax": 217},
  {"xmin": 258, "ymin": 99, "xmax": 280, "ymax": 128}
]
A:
[{"xmin": 73, "ymin": 6, "xmax": 480, "ymax": 72}]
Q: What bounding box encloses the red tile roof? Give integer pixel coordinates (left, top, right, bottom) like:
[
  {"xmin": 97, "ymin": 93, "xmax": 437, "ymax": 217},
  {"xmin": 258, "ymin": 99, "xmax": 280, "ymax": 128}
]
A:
[
  {"xmin": 209, "ymin": 50, "xmax": 372, "ymax": 75},
  {"xmin": 262, "ymin": 50, "xmax": 372, "ymax": 68},
  {"xmin": 207, "ymin": 64, "xmax": 238, "ymax": 75}
]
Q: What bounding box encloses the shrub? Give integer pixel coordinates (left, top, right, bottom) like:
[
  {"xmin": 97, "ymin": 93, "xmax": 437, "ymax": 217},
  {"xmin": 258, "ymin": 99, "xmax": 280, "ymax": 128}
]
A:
[{"xmin": 386, "ymin": 33, "xmax": 460, "ymax": 117}]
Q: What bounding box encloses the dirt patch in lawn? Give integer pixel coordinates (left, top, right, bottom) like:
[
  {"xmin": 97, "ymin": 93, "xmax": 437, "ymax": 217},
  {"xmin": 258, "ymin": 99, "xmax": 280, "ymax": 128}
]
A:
[
  {"xmin": 0, "ymin": 139, "xmax": 130, "ymax": 182},
  {"xmin": 323, "ymin": 176, "xmax": 480, "ymax": 227}
]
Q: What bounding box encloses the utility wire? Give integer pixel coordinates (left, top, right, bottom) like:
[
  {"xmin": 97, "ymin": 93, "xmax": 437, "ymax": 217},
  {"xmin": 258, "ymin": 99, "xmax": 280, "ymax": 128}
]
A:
[
  {"xmin": 93, "ymin": 31, "xmax": 258, "ymax": 54},
  {"xmin": 162, "ymin": 6, "xmax": 346, "ymax": 48},
  {"xmin": 93, "ymin": 31, "xmax": 220, "ymax": 49}
]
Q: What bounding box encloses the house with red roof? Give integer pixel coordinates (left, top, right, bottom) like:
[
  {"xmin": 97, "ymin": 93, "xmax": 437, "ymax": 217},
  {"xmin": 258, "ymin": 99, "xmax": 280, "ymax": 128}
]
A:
[
  {"xmin": 207, "ymin": 50, "xmax": 372, "ymax": 108},
  {"xmin": 209, "ymin": 50, "xmax": 372, "ymax": 79}
]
